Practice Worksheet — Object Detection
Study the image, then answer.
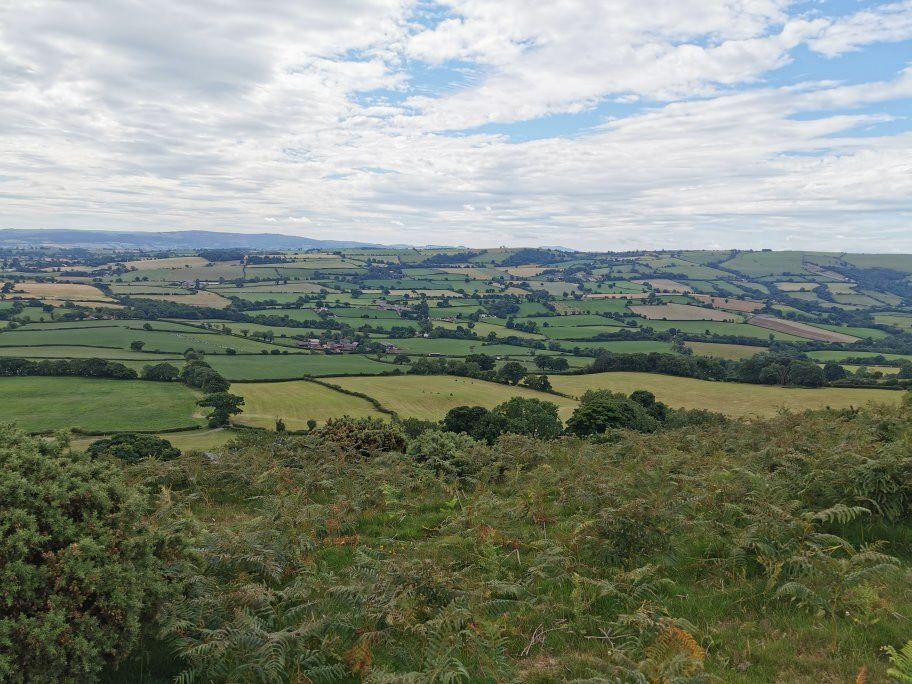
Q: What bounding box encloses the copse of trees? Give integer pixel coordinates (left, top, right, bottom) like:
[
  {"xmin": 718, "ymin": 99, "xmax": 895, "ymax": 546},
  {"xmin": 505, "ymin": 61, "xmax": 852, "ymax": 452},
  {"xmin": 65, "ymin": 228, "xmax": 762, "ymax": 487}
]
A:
[
  {"xmin": 180, "ymin": 360, "xmax": 230, "ymax": 393},
  {"xmin": 0, "ymin": 357, "xmax": 138, "ymax": 379},
  {"xmin": 586, "ymin": 350, "xmax": 831, "ymax": 388}
]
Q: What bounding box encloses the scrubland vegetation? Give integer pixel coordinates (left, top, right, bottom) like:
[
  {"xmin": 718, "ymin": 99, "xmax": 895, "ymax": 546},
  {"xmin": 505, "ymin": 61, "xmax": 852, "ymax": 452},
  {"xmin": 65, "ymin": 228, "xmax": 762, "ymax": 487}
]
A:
[{"xmin": 4, "ymin": 395, "xmax": 912, "ymax": 682}]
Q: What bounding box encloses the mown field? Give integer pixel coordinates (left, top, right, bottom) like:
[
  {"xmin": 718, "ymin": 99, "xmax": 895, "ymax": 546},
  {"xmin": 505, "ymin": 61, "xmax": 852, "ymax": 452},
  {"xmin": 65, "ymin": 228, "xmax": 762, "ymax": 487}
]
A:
[
  {"xmin": 231, "ymin": 380, "xmax": 384, "ymax": 429},
  {"xmin": 329, "ymin": 375, "xmax": 580, "ymax": 420},
  {"xmin": 0, "ymin": 377, "xmax": 204, "ymax": 432},
  {"xmin": 549, "ymin": 372, "xmax": 903, "ymax": 416}
]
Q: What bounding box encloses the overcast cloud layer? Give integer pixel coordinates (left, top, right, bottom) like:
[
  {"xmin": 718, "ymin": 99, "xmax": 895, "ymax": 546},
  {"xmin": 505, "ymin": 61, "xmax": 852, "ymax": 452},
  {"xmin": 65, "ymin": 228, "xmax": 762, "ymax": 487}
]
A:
[{"xmin": 1, "ymin": 0, "xmax": 910, "ymax": 250}]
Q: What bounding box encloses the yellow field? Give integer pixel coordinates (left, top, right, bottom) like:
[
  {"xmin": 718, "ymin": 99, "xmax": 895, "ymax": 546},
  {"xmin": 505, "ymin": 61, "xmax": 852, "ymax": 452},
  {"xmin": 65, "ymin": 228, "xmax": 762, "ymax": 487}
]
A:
[
  {"xmin": 12, "ymin": 282, "xmax": 114, "ymax": 302},
  {"xmin": 549, "ymin": 372, "xmax": 902, "ymax": 417},
  {"xmin": 503, "ymin": 266, "xmax": 548, "ymax": 277},
  {"xmin": 231, "ymin": 380, "xmax": 384, "ymax": 430},
  {"xmin": 686, "ymin": 342, "xmax": 767, "ymax": 359},
  {"xmin": 633, "ymin": 279, "xmax": 691, "ymax": 293},
  {"xmin": 630, "ymin": 303, "xmax": 743, "ymax": 322},
  {"xmin": 691, "ymin": 295, "xmax": 763, "ymax": 312},
  {"xmin": 137, "ymin": 291, "xmax": 232, "ymax": 308},
  {"xmin": 330, "ymin": 375, "xmax": 579, "ymax": 420},
  {"xmin": 124, "ymin": 256, "xmax": 210, "ymax": 269}
]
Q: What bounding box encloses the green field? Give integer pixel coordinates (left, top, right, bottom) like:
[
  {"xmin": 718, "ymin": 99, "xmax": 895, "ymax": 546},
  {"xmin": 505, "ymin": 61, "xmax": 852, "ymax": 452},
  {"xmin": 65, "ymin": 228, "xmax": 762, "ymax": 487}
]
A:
[
  {"xmin": 549, "ymin": 372, "xmax": 903, "ymax": 417},
  {"xmin": 0, "ymin": 377, "xmax": 204, "ymax": 432},
  {"xmin": 330, "ymin": 375, "xmax": 579, "ymax": 420},
  {"xmin": 687, "ymin": 341, "xmax": 768, "ymax": 359},
  {"xmin": 207, "ymin": 353, "xmax": 393, "ymax": 379},
  {"xmin": 231, "ymin": 380, "xmax": 383, "ymax": 429}
]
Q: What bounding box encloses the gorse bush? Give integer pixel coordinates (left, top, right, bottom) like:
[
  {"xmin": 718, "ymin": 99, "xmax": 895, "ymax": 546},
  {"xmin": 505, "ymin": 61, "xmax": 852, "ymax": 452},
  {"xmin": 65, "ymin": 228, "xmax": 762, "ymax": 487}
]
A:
[
  {"xmin": 0, "ymin": 426, "xmax": 172, "ymax": 683},
  {"xmin": 86, "ymin": 432, "xmax": 180, "ymax": 463}
]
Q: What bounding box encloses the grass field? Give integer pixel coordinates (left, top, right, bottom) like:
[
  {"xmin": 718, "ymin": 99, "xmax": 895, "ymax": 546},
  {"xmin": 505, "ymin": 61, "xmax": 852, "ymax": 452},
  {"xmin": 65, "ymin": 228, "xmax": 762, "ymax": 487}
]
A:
[
  {"xmin": 629, "ymin": 303, "xmax": 742, "ymax": 321},
  {"xmin": 123, "ymin": 256, "xmax": 210, "ymax": 269},
  {"xmin": 0, "ymin": 377, "xmax": 204, "ymax": 432},
  {"xmin": 10, "ymin": 282, "xmax": 114, "ymax": 302},
  {"xmin": 136, "ymin": 291, "xmax": 232, "ymax": 308},
  {"xmin": 548, "ymin": 372, "xmax": 903, "ymax": 417},
  {"xmin": 686, "ymin": 341, "xmax": 768, "ymax": 359},
  {"xmin": 691, "ymin": 294, "xmax": 764, "ymax": 312},
  {"xmin": 207, "ymin": 353, "xmax": 392, "ymax": 379},
  {"xmin": 330, "ymin": 375, "xmax": 579, "ymax": 420},
  {"xmin": 231, "ymin": 380, "xmax": 384, "ymax": 429}
]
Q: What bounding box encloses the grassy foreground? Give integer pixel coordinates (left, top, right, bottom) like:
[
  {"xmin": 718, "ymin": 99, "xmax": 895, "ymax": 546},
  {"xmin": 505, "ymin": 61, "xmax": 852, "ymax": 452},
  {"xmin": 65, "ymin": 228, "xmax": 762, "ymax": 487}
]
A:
[{"xmin": 105, "ymin": 401, "xmax": 912, "ymax": 682}]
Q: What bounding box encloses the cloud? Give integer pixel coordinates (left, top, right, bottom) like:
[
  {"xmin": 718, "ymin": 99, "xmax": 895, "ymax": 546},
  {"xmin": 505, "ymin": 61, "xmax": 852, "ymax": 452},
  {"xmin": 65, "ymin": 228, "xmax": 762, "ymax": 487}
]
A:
[{"xmin": 0, "ymin": 0, "xmax": 909, "ymax": 250}]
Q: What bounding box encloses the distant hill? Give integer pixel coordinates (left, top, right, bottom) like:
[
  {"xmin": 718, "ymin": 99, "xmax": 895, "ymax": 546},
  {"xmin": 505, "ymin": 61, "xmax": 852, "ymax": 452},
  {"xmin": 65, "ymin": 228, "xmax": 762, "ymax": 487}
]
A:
[{"xmin": 0, "ymin": 229, "xmax": 384, "ymax": 250}]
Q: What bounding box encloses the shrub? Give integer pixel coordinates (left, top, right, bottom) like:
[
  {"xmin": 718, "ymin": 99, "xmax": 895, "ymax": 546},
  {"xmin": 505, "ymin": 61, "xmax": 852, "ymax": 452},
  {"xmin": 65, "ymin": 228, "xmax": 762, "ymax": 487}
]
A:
[
  {"xmin": 314, "ymin": 416, "xmax": 406, "ymax": 456},
  {"xmin": 0, "ymin": 427, "xmax": 169, "ymax": 682},
  {"xmin": 407, "ymin": 429, "xmax": 497, "ymax": 479},
  {"xmin": 86, "ymin": 433, "xmax": 180, "ymax": 463}
]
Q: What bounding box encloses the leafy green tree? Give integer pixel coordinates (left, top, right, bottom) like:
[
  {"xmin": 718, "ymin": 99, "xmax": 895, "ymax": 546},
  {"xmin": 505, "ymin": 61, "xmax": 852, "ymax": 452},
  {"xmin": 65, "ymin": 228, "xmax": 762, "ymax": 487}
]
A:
[
  {"xmin": 86, "ymin": 433, "xmax": 180, "ymax": 462},
  {"xmin": 498, "ymin": 361, "xmax": 527, "ymax": 385},
  {"xmin": 522, "ymin": 373, "xmax": 552, "ymax": 391},
  {"xmin": 493, "ymin": 396, "xmax": 562, "ymax": 439},
  {"xmin": 0, "ymin": 427, "xmax": 170, "ymax": 682},
  {"xmin": 140, "ymin": 362, "xmax": 179, "ymax": 381},
  {"xmin": 393, "ymin": 353, "xmax": 410, "ymax": 364},
  {"xmin": 566, "ymin": 390, "xmax": 659, "ymax": 436},
  {"xmin": 787, "ymin": 360, "xmax": 826, "ymax": 387},
  {"xmin": 129, "ymin": 340, "xmax": 145, "ymax": 351},
  {"xmin": 306, "ymin": 419, "xmax": 317, "ymax": 432},
  {"xmin": 197, "ymin": 392, "xmax": 244, "ymax": 427},
  {"xmin": 823, "ymin": 360, "xmax": 848, "ymax": 381},
  {"xmin": 466, "ymin": 353, "xmax": 496, "ymax": 371}
]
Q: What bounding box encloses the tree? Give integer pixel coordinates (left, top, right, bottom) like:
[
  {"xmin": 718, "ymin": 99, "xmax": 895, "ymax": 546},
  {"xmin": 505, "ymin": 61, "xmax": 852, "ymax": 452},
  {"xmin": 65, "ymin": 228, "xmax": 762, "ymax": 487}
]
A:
[
  {"xmin": 534, "ymin": 355, "xmax": 551, "ymax": 370},
  {"xmin": 142, "ymin": 323, "xmax": 153, "ymax": 331},
  {"xmin": 466, "ymin": 353, "xmax": 496, "ymax": 371},
  {"xmin": 129, "ymin": 340, "xmax": 146, "ymax": 351},
  {"xmin": 823, "ymin": 360, "xmax": 848, "ymax": 382},
  {"xmin": 549, "ymin": 357, "xmax": 570, "ymax": 371},
  {"xmin": 197, "ymin": 392, "xmax": 244, "ymax": 427},
  {"xmin": 522, "ymin": 373, "xmax": 552, "ymax": 391},
  {"xmin": 0, "ymin": 426, "xmax": 170, "ymax": 681},
  {"xmin": 565, "ymin": 390, "xmax": 659, "ymax": 436},
  {"xmin": 306, "ymin": 419, "xmax": 317, "ymax": 432},
  {"xmin": 141, "ymin": 362, "xmax": 179, "ymax": 381},
  {"xmin": 86, "ymin": 433, "xmax": 180, "ymax": 462},
  {"xmin": 498, "ymin": 361, "xmax": 527, "ymax": 385},
  {"xmin": 393, "ymin": 353, "xmax": 410, "ymax": 365},
  {"xmin": 787, "ymin": 360, "xmax": 826, "ymax": 387},
  {"xmin": 442, "ymin": 405, "xmax": 490, "ymax": 436},
  {"xmin": 492, "ymin": 396, "xmax": 562, "ymax": 439},
  {"xmin": 275, "ymin": 417, "xmax": 286, "ymax": 432}
]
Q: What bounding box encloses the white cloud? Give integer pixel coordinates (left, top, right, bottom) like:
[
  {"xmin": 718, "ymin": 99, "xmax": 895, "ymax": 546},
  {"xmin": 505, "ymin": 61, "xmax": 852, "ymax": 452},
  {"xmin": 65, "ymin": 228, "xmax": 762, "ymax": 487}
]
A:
[{"xmin": 0, "ymin": 0, "xmax": 909, "ymax": 250}]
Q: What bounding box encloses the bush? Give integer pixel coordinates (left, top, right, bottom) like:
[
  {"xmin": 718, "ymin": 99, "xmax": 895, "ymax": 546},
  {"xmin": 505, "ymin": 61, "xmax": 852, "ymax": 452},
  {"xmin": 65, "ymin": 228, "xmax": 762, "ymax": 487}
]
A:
[
  {"xmin": 407, "ymin": 429, "xmax": 497, "ymax": 479},
  {"xmin": 86, "ymin": 433, "xmax": 180, "ymax": 463},
  {"xmin": 314, "ymin": 416, "xmax": 407, "ymax": 456},
  {"xmin": 0, "ymin": 427, "xmax": 169, "ymax": 682},
  {"xmin": 400, "ymin": 417, "xmax": 439, "ymax": 439}
]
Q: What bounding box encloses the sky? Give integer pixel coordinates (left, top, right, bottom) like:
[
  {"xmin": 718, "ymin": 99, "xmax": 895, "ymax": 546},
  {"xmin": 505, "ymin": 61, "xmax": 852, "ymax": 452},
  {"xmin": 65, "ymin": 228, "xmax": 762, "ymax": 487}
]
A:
[{"xmin": 0, "ymin": 0, "xmax": 911, "ymax": 251}]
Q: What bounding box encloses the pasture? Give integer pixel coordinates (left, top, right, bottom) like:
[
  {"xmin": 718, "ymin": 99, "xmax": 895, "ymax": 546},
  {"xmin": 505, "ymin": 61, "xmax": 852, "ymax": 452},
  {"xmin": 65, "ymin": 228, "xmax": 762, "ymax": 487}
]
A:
[
  {"xmin": 231, "ymin": 380, "xmax": 384, "ymax": 430},
  {"xmin": 0, "ymin": 377, "xmax": 204, "ymax": 433},
  {"xmin": 548, "ymin": 372, "xmax": 903, "ymax": 417},
  {"xmin": 207, "ymin": 353, "xmax": 392, "ymax": 380},
  {"xmin": 629, "ymin": 303, "xmax": 742, "ymax": 321},
  {"xmin": 329, "ymin": 375, "xmax": 579, "ymax": 420}
]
